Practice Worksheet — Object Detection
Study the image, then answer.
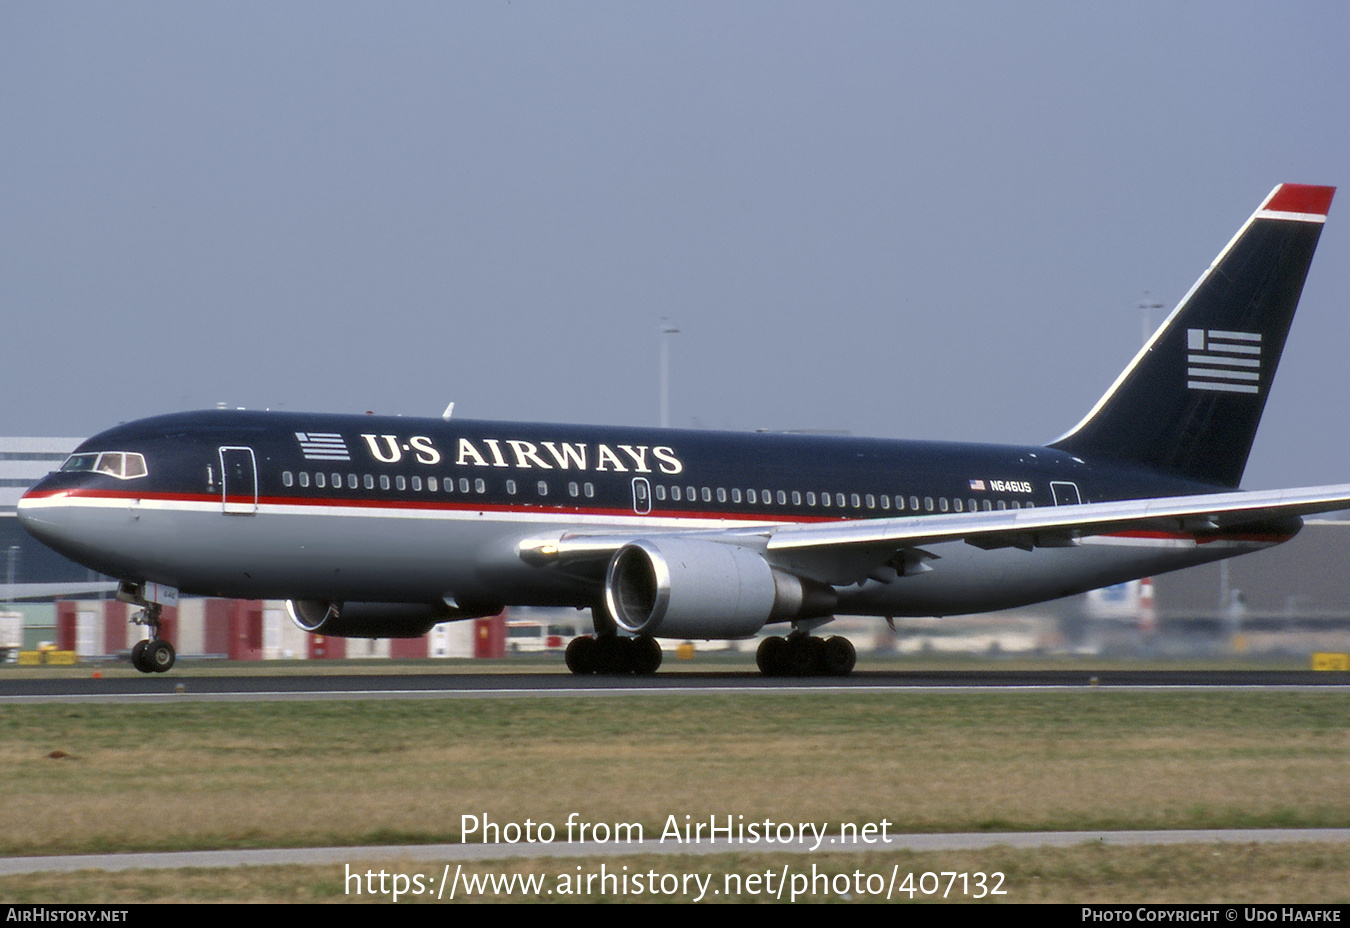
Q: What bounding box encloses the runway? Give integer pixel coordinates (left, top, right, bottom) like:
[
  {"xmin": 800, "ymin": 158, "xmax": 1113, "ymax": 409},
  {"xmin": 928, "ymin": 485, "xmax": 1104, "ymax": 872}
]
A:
[
  {"xmin": 1, "ymin": 668, "xmax": 1347, "ymax": 702},
  {"xmin": 3, "ymin": 829, "xmax": 1350, "ymax": 876}
]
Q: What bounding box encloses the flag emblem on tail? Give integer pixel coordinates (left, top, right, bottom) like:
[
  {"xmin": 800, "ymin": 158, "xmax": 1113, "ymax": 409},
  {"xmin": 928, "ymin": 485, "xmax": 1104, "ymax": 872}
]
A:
[
  {"xmin": 1186, "ymin": 328, "xmax": 1261, "ymax": 394},
  {"xmin": 295, "ymin": 432, "xmax": 351, "ymax": 461}
]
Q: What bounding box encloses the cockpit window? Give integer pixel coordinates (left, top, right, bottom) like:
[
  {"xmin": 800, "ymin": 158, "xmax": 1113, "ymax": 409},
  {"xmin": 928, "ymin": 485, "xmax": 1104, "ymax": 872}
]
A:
[
  {"xmin": 59, "ymin": 451, "xmax": 148, "ymax": 480},
  {"xmin": 60, "ymin": 454, "xmax": 99, "ymax": 473}
]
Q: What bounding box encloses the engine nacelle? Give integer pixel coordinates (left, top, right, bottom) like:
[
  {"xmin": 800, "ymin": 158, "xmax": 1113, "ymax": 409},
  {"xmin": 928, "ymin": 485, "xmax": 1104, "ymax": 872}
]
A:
[
  {"xmin": 286, "ymin": 600, "xmax": 497, "ymax": 638},
  {"xmin": 604, "ymin": 537, "xmax": 835, "ymax": 639}
]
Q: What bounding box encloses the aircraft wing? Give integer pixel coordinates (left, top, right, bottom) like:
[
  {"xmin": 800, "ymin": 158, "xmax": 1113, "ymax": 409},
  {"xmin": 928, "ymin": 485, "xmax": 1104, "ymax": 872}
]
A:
[
  {"xmin": 524, "ymin": 484, "xmax": 1350, "ymax": 576},
  {"xmin": 763, "ymin": 483, "xmax": 1350, "ymax": 553}
]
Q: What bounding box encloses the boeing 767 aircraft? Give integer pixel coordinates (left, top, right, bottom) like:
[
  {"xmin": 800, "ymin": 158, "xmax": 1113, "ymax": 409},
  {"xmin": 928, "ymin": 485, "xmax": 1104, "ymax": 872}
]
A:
[{"xmin": 18, "ymin": 184, "xmax": 1347, "ymax": 676}]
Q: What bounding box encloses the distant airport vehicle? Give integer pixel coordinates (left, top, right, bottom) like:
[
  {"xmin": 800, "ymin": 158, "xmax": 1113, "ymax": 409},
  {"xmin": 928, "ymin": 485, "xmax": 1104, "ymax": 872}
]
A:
[
  {"xmin": 506, "ymin": 619, "xmax": 575, "ymax": 653},
  {"xmin": 17, "ymin": 184, "xmax": 1347, "ymax": 676}
]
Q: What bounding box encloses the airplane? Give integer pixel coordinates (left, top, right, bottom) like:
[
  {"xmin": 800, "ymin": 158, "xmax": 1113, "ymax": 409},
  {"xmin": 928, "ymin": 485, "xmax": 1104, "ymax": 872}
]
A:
[{"xmin": 16, "ymin": 183, "xmax": 1348, "ymax": 677}]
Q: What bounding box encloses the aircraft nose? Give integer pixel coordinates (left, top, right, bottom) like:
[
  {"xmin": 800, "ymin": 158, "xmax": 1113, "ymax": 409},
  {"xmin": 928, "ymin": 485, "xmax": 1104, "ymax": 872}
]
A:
[
  {"xmin": 17, "ymin": 485, "xmax": 72, "ymax": 548},
  {"xmin": 16, "ymin": 478, "xmax": 94, "ymax": 562}
]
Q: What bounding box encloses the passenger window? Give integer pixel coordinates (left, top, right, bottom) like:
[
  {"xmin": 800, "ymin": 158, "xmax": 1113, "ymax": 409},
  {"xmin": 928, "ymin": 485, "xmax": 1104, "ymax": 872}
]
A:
[
  {"xmin": 806, "ymin": 491, "xmax": 816, "ymax": 506},
  {"xmin": 776, "ymin": 490, "xmax": 786, "ymax": 505},
  {"xmin": 584, "ymin": 483, "xmax": 595, "ymax": 498},
  {"xmin": 954, "ymin": 498, "xmax": 963, "ymax": 512},
  {"xmin": 747, "ymin": 489, "xmax": 756, "ymax": 504},
  {"xmin": 331, "ymin": 473, "xmax": 341, "ymax": 487},
  {"xmin": 836, "ymin": 493, "xmax": 846, "ymax": 508},
  {"xmin": 476, "ymin": 478, "xmax": 486, "ymax": 494},
  {"xmin": 315, "ymin": 473, "xmax": 326, "ymax": 489},
  {"xmin": 940, "ymin": 498, "xmax": 949, "ymax": 512},
  {"xmin": 851, "ymin": 493, "xmax": 861, "ymax": 508},
  {"xmin": 718, "ymin": 488, "xmax": 728, "ymax": 503},
  {"xmin": 428, "ymin": 477, "xmax": 438, "ymax": 491},
  {"xmin": 791, "ymin": 490, "xmax": 801, "ymax": 506},
  {"xmin": 506, "ymin": 479, "xmax": 517, "ymax": 495},
  {"xmin": 732, "ymin": 488, "xmax": 742, "ymax": 503},
  {"xmin": 282, "ymin": 471, "xmax": 293, "ymax": 487},
  {"xmin": 672, "ymin": 486, "xmax": 682, "ymax": 501},
  {"xmin": 365, "ymin": 474, "xmax": 375, "ymax": 490},
  {"xmin": 703, "ymin": 487, "xmax": 712, "ymax": 503},
  {"xmin": 411, "ymin": 476, "xmax": 422, "ymax": 491},
  {"xmin": 396, "ymin": 476, "xmax": 406, "ymax": 491},
  {"xmin": 349, "ymin": 474, "xmax": 359, "ymax": 490},
  {"xmin": 536, "ymin": 480, "xmax": 547, "ymax": 496},
  {"xmin": 910, "ymin": 496, "xmax": 920, "ymax": 510},
  {"xmin": 460, "ymin": 478, "xmax": 470, "ymax": 493},
  {"xmin": 655, "ymin": 485, "xmax": 667, "ymax": 501},
  {"xmin": 299, "ymin": 472, "xmax": 310, "ymax": 488},
  {"xmin": 380, "ymin": 475, "xmax": 391, "ymax": 490}
]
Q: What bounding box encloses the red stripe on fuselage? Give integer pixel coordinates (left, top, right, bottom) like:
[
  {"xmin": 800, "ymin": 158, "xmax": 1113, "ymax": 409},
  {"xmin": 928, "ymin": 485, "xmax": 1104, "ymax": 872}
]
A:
[
  {"xmin": 19, "ymin": 487, "xmax": 838, "ymax": 524},
  {"xmin": 21, "ymin": 488, "xmax": 1296, "ymax": 542}
]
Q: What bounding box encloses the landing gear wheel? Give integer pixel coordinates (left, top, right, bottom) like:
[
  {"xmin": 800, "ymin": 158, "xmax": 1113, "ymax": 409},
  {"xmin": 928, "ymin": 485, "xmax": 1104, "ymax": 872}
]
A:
[
  {"xmin": 592, "ymin": 634, "xmax": 633, "ymax": 675},
  {"xmin": 632, "ymin": 636, "xmax": 663, "ymax": 675},
  {"xmin": 756, "ymin": 636, "xmax": 787, "ymax": 676},
  {"xmin": 144, "ymin": 639, "xmax": 176, "ymax": 673},
  {"xmin": 821, "ymin": 635, "xmax": 856, "ymax": 676},
  {"xmin": 127, "ymin": 601, "xmax": 177, "ymax": 674},
  {"xmin": 568, "ymin": 633, "xmax": 661, "ymax": 675},
  {"xmin": 565, "ymin": 635, "xmax": 596, "ymax": 675},
  {"xmin": 783, "ymin": 635, "xmax": 819, "ymax": 677}
]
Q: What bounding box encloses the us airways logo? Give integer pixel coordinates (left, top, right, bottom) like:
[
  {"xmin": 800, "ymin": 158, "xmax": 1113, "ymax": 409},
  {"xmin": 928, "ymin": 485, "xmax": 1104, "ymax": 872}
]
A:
[
  {"xmin": 1187, "ymin": 328, "xmax": 1261, "ymax": 395},
  {"xmin": 354, "ymin": 434, "xmax": 685, "ymax": 475},
  {"xmin": 295, "ymin": 432, "xmax": 351, "ymax": 461}
]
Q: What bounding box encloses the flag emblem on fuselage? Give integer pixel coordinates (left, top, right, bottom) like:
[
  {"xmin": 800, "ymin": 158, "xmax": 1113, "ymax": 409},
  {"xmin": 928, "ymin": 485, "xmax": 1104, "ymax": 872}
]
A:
[
  {"xmin": 295, "ymin": 432, "xmax": 351, "ymax": 461},
  {"xmin": 1186, "ymin": 328, "xmax": 1261, "ymax": 394}
]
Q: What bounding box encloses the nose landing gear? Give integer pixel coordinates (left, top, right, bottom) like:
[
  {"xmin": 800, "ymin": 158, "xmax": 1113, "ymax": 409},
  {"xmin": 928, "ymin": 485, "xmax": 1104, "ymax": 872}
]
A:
[
  {"xmin": 119, "ymin": 582, "xmax": 179, "ymax": 674},
  {"xmin": 130, "ymin": 620, "xmax": 176, "ymax": 674}
]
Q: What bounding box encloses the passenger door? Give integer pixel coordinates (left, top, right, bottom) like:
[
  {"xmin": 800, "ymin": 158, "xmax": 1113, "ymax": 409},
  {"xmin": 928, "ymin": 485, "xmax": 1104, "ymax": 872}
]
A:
[{"xmin": 219, "ymin": 446, "xmax": 258, "ymax": 515}]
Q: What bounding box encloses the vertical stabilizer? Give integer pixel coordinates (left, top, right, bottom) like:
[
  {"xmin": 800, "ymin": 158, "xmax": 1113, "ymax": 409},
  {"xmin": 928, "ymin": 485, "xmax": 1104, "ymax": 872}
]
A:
[{"xmin": 1050, "ymin": 184, "xmax": 1334, "ymax": 487}]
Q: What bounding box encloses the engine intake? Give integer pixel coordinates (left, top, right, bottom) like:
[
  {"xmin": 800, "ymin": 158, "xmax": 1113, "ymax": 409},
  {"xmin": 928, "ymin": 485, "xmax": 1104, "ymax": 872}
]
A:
[{"xmin": 604, "ymin": 537, "xmax": 835, "ymax": 639}]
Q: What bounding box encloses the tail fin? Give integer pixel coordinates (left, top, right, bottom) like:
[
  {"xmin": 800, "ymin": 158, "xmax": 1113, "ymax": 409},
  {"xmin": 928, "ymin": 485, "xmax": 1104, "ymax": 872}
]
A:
[{"xmin": 1050, "ymin": 184, "xmax": 1335, "ymax": 488}]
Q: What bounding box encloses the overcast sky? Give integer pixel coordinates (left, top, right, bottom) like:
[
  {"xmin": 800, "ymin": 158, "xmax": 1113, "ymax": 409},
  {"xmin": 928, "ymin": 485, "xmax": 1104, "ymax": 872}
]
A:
[{"xmin": 3, "ymin": 2, "xmax": 1348, "ymax": 490}]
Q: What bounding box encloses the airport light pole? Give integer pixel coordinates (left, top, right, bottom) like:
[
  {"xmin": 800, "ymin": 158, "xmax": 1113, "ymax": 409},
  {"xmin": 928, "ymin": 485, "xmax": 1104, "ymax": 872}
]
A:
[
  {"xmin": 1139, "ymin": 294, "xmax": 1165, "ymax": 345},
  {"xmin": 659, "ymin": 318, "xmax": 679, "ymax": 429}
]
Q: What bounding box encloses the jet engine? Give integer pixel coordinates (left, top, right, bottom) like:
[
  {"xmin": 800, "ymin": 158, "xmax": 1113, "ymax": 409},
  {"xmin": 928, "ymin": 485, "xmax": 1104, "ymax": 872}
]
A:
[
  {"xmin": 286, "ymin": 600, "xmax": 495, "ymax": 638},
  {"xmin": 604, "ymin": 537, "xmax": 835, "ymax": 639}
]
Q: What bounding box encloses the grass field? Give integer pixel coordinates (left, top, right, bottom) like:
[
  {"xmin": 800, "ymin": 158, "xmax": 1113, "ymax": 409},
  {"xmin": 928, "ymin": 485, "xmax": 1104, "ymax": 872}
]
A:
[{"xmin": 2, "ymin": 681, "xmax": 1347, "ymax": 901}]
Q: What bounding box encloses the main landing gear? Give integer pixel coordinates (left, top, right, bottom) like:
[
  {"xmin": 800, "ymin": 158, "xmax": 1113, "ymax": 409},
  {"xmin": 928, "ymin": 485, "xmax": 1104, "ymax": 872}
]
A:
[
  {"xmin": 128, "ymin": 602, "xmax": 176, "ymax": 674},
  {"xmin": 756, "ymin": 633, "xmax": 856, "ymax": 677},
  {"xmin": 565, "ymin": 634, "xmax": 663, "ymax": 676}
]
